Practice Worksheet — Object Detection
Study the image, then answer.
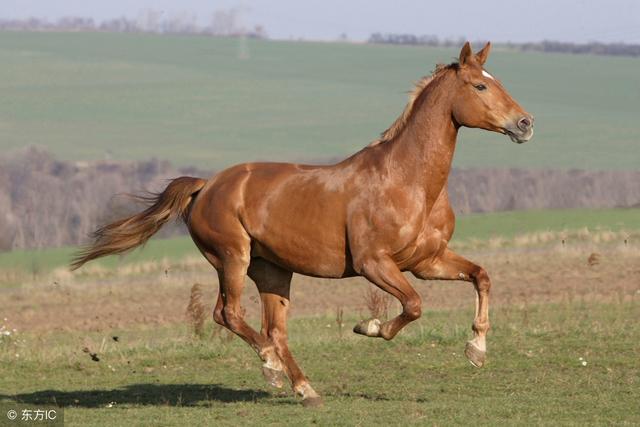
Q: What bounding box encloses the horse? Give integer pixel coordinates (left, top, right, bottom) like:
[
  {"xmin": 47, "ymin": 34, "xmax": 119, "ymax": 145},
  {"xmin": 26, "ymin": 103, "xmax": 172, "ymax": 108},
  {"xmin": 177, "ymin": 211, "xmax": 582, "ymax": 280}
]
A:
[{"xmin": 71, "ymin": 42, "xmax": 534, "ymax": 407}]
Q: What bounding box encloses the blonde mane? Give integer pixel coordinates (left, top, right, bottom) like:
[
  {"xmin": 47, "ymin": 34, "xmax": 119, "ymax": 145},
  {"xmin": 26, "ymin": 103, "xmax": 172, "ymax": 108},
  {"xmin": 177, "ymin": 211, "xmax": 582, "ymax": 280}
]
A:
[{"xmin": 370, "ymin": 63, "xmax": 456, "ymax": 147}]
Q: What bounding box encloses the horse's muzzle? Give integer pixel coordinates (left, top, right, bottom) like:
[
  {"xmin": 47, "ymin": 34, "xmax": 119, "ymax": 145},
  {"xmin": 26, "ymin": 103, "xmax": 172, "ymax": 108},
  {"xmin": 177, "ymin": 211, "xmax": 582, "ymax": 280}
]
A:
[{"xmin": 505, "ymin": 115, "xmax": 534, "ymax": 144}]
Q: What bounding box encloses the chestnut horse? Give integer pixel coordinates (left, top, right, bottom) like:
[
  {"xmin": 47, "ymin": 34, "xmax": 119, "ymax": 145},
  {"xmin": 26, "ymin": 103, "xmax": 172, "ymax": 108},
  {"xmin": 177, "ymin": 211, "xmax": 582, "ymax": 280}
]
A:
[{"xmin": 72, "ymin": 42, "xmax": 534, "ymax": 406}]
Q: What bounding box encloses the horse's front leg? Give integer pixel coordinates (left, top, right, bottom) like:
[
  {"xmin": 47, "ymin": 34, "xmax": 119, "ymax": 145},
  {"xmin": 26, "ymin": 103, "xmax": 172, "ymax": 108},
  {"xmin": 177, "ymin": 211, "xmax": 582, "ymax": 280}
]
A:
[
  {"xmin": 413, "ymin": 248, "xmax": 491, "ymax": 367},
  {"xmin": 353, "ymin": 255, "xmax": 422, "ymax": 340}
]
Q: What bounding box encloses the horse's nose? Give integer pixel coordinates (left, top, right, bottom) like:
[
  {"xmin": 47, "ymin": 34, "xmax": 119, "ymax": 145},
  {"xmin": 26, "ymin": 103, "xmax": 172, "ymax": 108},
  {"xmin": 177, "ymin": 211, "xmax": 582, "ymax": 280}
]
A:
[{"xmin": 517, "ymin": 116, "xmax": 534, "ymax": 132}]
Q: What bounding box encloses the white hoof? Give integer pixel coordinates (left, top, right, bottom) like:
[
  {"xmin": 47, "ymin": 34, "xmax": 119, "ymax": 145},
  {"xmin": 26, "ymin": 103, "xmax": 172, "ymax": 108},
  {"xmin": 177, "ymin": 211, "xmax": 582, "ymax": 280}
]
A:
[
  {"xmin": 464, "ymin": 340, "xmax": 486, "ymax": 368},
  {"xmin": 296, "ymin": 382, "xmax": 323, "ymax": 406},
  {"xmin": 353, "ymin": 318, "xmax": 382, "ymax": 337},
  {"xmin": 295, "ymin": 382, "xmax": 321, "ymax": 403}
]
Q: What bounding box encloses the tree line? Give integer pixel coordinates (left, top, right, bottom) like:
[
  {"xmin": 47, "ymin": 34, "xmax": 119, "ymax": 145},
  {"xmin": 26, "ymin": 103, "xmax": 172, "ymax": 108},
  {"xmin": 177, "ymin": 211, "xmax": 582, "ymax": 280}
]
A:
[
  {"xmin": 368, "ymin": 33, "xmax": 640, "ymax": 57},
  {"xmin": 0, "ymin": 9, "xmax": 267, "ymax": 38},
  {"xmin": 2, "ymin": 15, "xmax": 638, "ymax": 58},
  {"xmin": 0, "ymin": 147, "xmax": 205, "ymax": 251},
  {"xmin": 1, "ymin": 146, "xmax": 639, "ymax": 252}
]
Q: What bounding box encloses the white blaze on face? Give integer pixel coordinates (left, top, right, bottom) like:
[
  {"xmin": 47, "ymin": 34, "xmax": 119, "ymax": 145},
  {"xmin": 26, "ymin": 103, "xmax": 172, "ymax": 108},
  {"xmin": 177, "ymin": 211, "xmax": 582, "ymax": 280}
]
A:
[{"xmin": 482, "ymin": 70, "xmax": 494, "ymax": 80}]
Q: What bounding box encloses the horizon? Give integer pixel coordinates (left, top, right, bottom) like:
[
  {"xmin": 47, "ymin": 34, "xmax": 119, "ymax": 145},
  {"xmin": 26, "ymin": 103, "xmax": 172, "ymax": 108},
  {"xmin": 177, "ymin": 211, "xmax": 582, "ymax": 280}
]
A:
[{"xmin": 2, "ymin": 0, "xmax": 639, "ymax": 44}]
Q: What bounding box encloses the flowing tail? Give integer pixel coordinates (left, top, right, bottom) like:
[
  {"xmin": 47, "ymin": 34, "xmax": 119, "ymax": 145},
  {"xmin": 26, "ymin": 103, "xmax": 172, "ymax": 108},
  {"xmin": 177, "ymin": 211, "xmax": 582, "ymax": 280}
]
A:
[{"xmin": 70, "ymin": 176, "xmax": 206, "ymax": 270}]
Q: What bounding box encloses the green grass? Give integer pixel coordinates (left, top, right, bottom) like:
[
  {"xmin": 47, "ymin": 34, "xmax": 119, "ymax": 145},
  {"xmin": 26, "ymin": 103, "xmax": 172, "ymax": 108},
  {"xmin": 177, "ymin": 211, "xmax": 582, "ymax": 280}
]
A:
[
  {"xmin": 453, "ymin": 207, "xmax": 640, "ymax": 240},
  {"xmin": 0, "ymin": 237, "xmax": 199, "ymax": 274},
  {"xmin": 1, "ymin": 301, "xmax": 638, "ymax": 425},
  {"xmin": 0, "ymin": 32, "xmax": 639, "ymax": 170},
  {"xmin": 1, "ymin": 207, "xmax": 637, "ymax": 275}
]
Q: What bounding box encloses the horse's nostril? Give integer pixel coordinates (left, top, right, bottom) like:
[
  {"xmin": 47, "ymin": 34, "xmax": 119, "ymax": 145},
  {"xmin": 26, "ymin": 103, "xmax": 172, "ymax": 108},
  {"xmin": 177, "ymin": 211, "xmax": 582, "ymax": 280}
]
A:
[{"xmin": 517, "ymin": 117, "xmax": 532, "ymax": 131}]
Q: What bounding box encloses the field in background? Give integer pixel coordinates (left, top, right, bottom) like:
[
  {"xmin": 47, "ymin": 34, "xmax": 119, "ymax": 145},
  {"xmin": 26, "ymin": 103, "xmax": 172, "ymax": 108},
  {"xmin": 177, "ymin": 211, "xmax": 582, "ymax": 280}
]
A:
[
  {"xmin": 452, "ymin": 207, "xmax": 640, "ymax": 240},
  {"xmin": 0, "ymin": 207, "xmax": 638, "ymax": 276},
  {"xmin": 1, "ymin": 32, "xmax": 639, "ymax": 170}
]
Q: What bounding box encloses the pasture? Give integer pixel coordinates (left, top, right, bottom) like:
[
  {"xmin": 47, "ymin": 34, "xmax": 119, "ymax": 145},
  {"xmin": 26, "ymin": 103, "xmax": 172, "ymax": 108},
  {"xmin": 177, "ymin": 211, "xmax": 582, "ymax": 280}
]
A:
[
  {"xmin": 1, "ymin": 303, "xmax": 639, "ymax": 426},
  {"xmin": 1, "ymin": 209, "xmax": 639, "ymax": 425},
  {"xmin": 0, "ymin": 32, "xmax": 639, "ymax": 170}
]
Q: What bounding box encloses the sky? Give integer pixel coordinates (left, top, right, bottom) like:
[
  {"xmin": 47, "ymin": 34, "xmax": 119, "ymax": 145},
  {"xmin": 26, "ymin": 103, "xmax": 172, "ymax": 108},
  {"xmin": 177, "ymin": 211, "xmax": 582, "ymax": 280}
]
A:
[{"xmin": 1, "ymin": 0, "xmax": 639, "ymax": 43}]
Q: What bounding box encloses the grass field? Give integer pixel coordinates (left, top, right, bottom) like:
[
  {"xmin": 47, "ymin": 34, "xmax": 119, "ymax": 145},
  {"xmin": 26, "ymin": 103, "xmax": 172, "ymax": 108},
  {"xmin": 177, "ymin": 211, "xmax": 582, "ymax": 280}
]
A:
[
  {"xmin": 1, "ymin": 210, "xmax": 638, "ymax": 425},
  {"xmin": 0, "ymin": 207, "xmax": 637, "ymax": 275},
  {"xmin": 1, "ymin": 32, "xmax": 639, "ymax": 170},
  {"xmin": 1, "ymin": 301, "xmax": 638, "ymax": 425}
]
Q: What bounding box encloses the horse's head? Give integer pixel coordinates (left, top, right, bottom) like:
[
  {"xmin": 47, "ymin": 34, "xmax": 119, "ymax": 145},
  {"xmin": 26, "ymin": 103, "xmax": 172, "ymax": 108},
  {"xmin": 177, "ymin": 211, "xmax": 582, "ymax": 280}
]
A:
[{"xmin": 451, "ymin": 42, "xmax": 534, "ymax": 143}]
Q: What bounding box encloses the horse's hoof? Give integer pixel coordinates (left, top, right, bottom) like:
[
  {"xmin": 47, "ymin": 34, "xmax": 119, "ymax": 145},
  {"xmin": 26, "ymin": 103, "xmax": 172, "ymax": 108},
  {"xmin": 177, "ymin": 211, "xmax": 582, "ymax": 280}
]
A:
[
  {"xmin": 464, "ymin": 341, "xmax": 486, "ymax": 368},
  {"xmin": 353, "ymin": 318, "xmax": 381, "ymax": 337},
  {"xmin": 302, "ymin": 396, "xmax": 324, "ymax": 408},
  {"xmin": 261, "ymin": 366, "xmax": 285, "ymax": 389}
]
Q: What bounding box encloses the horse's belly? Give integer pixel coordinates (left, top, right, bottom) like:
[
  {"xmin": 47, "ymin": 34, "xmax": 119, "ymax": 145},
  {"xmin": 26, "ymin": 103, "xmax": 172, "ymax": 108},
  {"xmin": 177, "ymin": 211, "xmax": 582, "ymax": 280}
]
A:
[
  {"xmin": 240, "ymin": 166, "xmax": 353, "ymax": 278},
  {"xmin": 250, "ymin": 235, "xmax": 352, "ymax": 278}
]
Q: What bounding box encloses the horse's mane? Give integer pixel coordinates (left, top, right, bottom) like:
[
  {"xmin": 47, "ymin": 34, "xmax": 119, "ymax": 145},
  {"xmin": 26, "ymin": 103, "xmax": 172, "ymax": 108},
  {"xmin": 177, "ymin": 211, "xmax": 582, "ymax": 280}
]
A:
[{"xmin": 369, "ymin": 63, "xmax": 458, "ymax": 147}]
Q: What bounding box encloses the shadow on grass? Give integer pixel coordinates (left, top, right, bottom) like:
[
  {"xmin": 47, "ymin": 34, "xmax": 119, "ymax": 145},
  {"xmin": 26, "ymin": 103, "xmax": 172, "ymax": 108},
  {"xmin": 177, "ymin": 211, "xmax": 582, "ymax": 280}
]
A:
[{"xmin": 0, "ymin": 383, "xmax": 279, "ymax": 407}]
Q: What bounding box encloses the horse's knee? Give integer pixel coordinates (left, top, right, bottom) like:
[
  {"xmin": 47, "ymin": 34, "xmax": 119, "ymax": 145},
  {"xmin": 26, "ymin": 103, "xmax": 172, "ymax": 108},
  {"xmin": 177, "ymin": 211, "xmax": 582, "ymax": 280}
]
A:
[
  {"xmin": 404, "ymin": 297, "xmax": 422, "ymax": 321},
  {"xmin": 473, "ymin": 267, "xmax": 491, "ymax": 292}
]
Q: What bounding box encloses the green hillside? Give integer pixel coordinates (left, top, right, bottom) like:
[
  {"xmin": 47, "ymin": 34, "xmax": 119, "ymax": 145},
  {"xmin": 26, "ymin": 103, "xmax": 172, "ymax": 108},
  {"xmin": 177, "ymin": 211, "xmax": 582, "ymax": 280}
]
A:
[{"xmin": 0, "ymin": 32, "xmax": 638, "ymax": 170}]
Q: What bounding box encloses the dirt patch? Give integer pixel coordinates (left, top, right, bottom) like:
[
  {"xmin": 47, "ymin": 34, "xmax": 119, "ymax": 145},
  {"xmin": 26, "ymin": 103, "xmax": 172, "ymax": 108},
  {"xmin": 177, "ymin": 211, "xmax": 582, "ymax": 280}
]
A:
[{"xmin": 1, "ymin": 246, "xmax": 639, "ymax": 333}]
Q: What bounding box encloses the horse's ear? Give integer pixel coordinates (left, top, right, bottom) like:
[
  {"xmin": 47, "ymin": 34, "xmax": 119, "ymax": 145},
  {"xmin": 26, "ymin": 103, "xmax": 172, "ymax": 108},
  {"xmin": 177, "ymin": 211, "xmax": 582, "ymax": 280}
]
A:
[
  {"xmin": 476, "ymin": 42, "xmax": 491, "ymax": 65},
  {"xmin": 459, "ymin": 42, "xmax": 473, "ymax": 66}
]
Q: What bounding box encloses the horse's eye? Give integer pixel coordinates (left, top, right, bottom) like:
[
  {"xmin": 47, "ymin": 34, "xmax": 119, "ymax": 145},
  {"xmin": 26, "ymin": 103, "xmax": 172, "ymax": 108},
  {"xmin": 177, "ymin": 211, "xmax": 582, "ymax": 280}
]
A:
[{"xmin": 474, "ymin": 84, "xmax": 487, "ymax": 91}]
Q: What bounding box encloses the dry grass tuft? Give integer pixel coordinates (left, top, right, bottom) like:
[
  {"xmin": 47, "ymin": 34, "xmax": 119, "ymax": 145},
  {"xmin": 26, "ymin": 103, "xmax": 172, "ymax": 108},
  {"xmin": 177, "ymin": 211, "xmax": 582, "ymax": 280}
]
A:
[
  {"xmin": 335, "ymin": 306, "xmax": 344, "ymax": 338},
  {"xmin": 364, "ymin": 286, "xmax": 391, "ymax": 320},
  {"xmin": 185, "ymin": 283, "xmax": 207, "ymax": 338}
]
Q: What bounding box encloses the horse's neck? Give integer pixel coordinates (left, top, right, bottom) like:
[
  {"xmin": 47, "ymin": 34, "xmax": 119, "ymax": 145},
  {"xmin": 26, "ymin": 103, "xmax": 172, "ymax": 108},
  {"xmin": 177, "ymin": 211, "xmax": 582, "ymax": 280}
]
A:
[{"xmin": 386, "ymin": 81, "xmax": 458, "ymax": 206}]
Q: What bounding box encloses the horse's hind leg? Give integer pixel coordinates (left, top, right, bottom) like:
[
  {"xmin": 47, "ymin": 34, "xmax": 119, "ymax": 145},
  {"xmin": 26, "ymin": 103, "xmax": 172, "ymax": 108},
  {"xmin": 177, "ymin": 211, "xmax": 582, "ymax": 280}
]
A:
[
  {"xmin": 204, "ymin": 248, "xmax": 282, "ymax": 382},
  {"xmin": 248, "ymin": 258, "xmax": 323, "ymax": 407}
]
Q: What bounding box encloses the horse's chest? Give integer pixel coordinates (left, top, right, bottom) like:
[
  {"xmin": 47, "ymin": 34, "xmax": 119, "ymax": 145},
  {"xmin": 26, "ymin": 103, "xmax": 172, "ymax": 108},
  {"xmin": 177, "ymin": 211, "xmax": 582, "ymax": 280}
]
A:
[
  {"xmin": 392, "ymin": 224, "xmax": 446, "ymax": 267},
  {"xmin": 377, "ymin": 205, "xmax": 430, "ymax": 256},
  {"xmin": 386, "ymin": 199, "xmax": 452, "ymax": 268}
]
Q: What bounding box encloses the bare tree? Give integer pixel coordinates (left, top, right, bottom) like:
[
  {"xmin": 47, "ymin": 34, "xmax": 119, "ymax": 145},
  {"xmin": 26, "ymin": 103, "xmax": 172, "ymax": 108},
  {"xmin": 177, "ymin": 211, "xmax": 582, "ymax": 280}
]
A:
[{"xmin": 208, "ymin": 9, "xmax": 241, "ymax": 36}]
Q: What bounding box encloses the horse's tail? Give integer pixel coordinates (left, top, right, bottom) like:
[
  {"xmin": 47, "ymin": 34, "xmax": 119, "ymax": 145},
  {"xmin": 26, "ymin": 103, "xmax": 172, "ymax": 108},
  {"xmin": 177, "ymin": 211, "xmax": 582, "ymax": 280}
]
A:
[{"xmin": 70, "ymin": 176, "xmax": 207, "ymax": 270}]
